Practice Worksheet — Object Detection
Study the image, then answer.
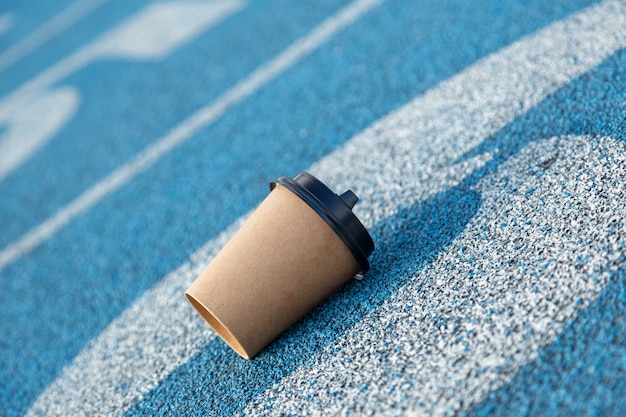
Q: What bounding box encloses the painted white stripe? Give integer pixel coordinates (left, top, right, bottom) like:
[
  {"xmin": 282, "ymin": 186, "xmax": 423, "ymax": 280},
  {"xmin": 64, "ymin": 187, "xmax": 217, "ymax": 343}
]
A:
[
  {"xmin": 260, "ymin": 138, "xmax": 626, "ymax": 416},
  {"xmin": 0, "ymin": 0, "xmax": 384, "ymax": 272},
  {"xmin": 25, "ymin": 218, "xmax": 244, "ymax": 417},
  {"xmin": 1, "ymin": 0, "xmax": 248, "ymax": 95},
  {"xmin": 27, "ymin": 1, "xmax": 626, "ymax": 415},
  {"xmin": 0, "ymin": 0, "xmax": 108, "ymax": 73},
  {"xmin": 90, "ymin": 1, "xmax": 246, "ymax": 59},
  {"xmin": 245, "ymin": 0, "xmax": 626, "ymax": 414},
  {"xmin": 0, "ymin": 13, "xmax": 14, "ymax": 36},
  {"xmin": 0, "ymin": 1, "xmax": 247, "ymax": 182}
]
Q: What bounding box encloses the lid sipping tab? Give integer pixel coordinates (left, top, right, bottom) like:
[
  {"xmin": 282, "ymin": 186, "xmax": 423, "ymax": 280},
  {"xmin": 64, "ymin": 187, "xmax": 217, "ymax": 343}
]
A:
[{"xmin": 339, "ymin": 190, "xmax": 358, "ymax": 209}]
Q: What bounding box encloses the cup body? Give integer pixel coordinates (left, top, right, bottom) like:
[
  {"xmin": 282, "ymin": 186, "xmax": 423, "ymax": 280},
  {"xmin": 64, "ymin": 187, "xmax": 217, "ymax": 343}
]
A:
[{"xmin": 185, "ymin": 183, "xmax": 360, "ymax": 359}]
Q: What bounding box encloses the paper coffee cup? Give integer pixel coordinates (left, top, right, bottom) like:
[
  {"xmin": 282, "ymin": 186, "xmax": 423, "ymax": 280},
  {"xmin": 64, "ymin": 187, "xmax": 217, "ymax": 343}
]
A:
[{"xmin": 185, "ymin": 172, "xmax": 374, "ymax": 359}]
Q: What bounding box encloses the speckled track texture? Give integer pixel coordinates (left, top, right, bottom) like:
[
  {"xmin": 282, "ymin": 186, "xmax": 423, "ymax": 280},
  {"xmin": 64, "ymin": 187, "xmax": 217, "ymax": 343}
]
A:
[{"xmin": 1, "ymin": 0, "xmax": 626, "ymax": 416}]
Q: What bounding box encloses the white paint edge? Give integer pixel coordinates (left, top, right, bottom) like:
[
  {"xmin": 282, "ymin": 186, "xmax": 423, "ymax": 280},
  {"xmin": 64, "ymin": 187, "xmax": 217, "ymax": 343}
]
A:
[
  {"xmin": 0, "ymin": 1, "xmax": 247, "ymax": 182},
  {"xmin": 0, "ymin": 0, "xmax": 108, "ymax": 73},
  {"xmin": 0, "ymin": 13, "xmax": 15, "ymax": 36}
]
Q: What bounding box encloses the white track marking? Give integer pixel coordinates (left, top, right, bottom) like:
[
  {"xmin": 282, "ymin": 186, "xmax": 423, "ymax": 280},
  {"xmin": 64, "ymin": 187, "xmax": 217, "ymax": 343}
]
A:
[
  {"xmin": 27, "ymin": 1, "xmax": 626, "ymax": 415},
  {"xmin": 90, "ymin": 2, "xmax": 242, "ymax": 59},
  {"xmin": 2, "ymin": 0, "xmax": 247, "ymax": 96},
  {"xmin": 0, "ymin": 88, "xmax": 80, "ymax": 180},
  {"xmin": 0, "ymin": 0, "xmax": 108, "ymax": 73},
  {"xmin": 25, "ymin": 218, "xmax": 244, "ymax": 417},
  {"xmin": 245, "ymin": 0, "xmax": 626, "ymax": 414},
  {"xmin": 261, "ymin": 135, "xmax": 626, "ymax": 417},
  {"xmin": 0, "ymin": 1, "xmax": 246, "ymax": 183},
  {"xmin": 0, "ymin": 13, "xmax": 14, "ymax": 36},
  {"xmin": 0, "ymin": 0, "xmax": 383, "ymax": 270}
]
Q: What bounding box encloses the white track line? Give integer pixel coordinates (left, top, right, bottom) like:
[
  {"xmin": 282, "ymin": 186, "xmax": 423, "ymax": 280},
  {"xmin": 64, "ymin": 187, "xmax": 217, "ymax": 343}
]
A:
[
  {"xmin": 0, "ymin": 1, "xmax": 247, "ymax": 183},
  {"xmin": 0, "ymin": 0, "xmax": 109, "ymax": 73},
  {"xmin": 27, "ymin": 1, "xmax": 626, "ymax": 415},
  {"xmin": 0, "ymin": 1, "xmax": 247, "ymax": 182},
  {"xmin": 0, "ymin": 0, "xmax": 247, "ymax": 102},
  {"xmin": 0, "ymin": 0, "xmax": 385, "ymax": 272},
  {"xmin": 0, "ymin": 14, "xmax": 14, "ymax": 36}
]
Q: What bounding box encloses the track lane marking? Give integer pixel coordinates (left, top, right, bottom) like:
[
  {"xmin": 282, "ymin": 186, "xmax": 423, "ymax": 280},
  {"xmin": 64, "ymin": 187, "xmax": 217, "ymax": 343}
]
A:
[
  {"xmin": 0, "ymin": 0, "xmax": 108, "ymax": 73},
  {"xmin": 0, "ymin": 0, "xmax": 247, "ymax": 182}
]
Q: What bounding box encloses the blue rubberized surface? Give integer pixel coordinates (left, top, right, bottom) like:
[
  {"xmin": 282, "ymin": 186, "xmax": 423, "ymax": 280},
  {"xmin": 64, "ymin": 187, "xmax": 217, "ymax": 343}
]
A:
[{"xmin": 2, "ymin": 0, "xmax": 625, "ymax": 416}]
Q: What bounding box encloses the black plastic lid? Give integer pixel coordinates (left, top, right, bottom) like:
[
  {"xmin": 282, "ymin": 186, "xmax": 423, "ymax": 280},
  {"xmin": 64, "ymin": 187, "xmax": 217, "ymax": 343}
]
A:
[{"xmin": 270, "ymin": 171, "xmax": 374, "ymax": 274}]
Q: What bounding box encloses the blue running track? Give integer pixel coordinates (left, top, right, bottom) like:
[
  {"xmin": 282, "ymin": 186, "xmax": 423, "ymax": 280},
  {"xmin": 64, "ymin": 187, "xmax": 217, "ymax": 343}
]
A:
[{"xmin": 1, "ymin": 0, "xmax": 626, "ymax": 415}]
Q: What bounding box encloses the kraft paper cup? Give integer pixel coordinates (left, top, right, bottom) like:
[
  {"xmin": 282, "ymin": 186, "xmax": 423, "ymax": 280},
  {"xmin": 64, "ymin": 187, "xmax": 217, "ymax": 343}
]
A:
[{"xmin": 185, "ymin": 171, "xmax": 374, "ymax": 359}]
